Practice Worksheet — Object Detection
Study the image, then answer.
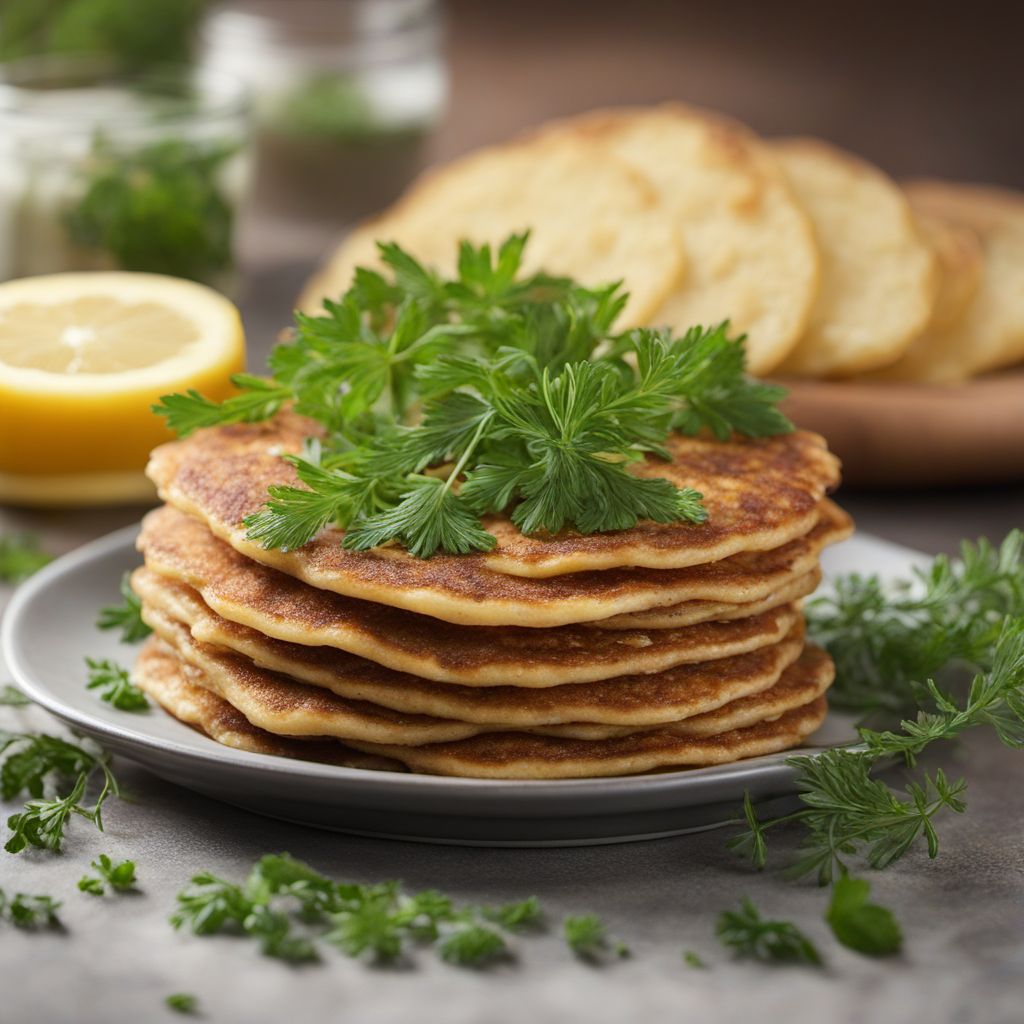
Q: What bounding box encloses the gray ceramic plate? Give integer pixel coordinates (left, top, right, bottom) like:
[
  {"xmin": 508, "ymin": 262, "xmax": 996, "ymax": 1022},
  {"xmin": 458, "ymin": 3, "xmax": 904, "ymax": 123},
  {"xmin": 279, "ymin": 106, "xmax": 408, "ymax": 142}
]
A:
[{"xmin": 1, "ymin": 526, "xmax": 921, "ymax": 846}]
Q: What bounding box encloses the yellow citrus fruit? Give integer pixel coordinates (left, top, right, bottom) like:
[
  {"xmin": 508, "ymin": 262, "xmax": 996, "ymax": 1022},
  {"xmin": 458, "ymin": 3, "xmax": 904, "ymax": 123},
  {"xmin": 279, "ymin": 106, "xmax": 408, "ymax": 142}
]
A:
[{"xmin": 0, "ymin": 272, "xmax": 245, "ymax": 506}]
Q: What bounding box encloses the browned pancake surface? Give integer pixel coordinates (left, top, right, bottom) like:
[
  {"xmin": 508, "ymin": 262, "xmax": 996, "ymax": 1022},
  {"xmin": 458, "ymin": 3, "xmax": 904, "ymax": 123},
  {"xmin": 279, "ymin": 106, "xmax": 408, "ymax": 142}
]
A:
[
  {"xmin": 136, "ymin": 566, "xmax": 808, "ymax": 726},
  {"xmin": 146, "ymin": 414, "xmax": 841, "ymax": 596},
  {"xmin": 137, "ymin": 509, "xmax": 800, "ymax": 686}
]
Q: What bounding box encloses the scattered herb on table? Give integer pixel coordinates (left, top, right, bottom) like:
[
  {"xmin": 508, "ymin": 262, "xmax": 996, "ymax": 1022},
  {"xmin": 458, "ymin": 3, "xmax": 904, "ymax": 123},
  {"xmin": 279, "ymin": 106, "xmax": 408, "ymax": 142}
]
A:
[
  {"xmin": 0, "ymin": 532, "xmax": 51, "ymax": 582},
  {"xmin": 172, "ymin": 852, "xmax": 568, "ymax": 969},
  {"xmin": 825, "ymin": 876, "xmax": 902, "ymax": 957},
  {"xmin": 1, "ymin": 731, "xmax": 120, "ymax": 854},
  {"xmin": 97, "ymin": 573, "xmax": 152, "ymax": 643},
  {"xmin": 564, "ymin": 913, "xmax": 628, "ymax": 962},
  {"xmin": 682, "ymin": 949, "xmax": 706, "ymax": 968},
  {"xmin": 0, "ymin": 887, "xmax": 62, "ymax": 928},
  {"xmin": 78, "ymin": 853, "xmax": 138, "ymax": 895},
  {"xmin": 154, "ymin": 234, "xmax": 792, "ymax": 558},
  {"xmin": 64, "ymin": 136, "xmax": 238, "ymax": 284},
  {"xmin": 482, "ymin": 895, "xmax": 544, "ymax": 931},
  {"xmin": 165, "ymin": 992, "xmax": 199, "ymax": 1015},
  {"xmin": 715, "ymin": 898, "xmax": 822, "ymax": 966},
  {"xmin": 0, "ymin": 685, "xmax": 31, "ymax": 707},
  {"xmin": 85, "ymin": 657, "xmax": 149, "ymax": 711},
  {"xmin": 731, "ymin": 609, "xmax": 1024, "ymax": 884},
  {"xmin": 807, "ymin": 530, "xmax": 1024, "ymax": 714}
]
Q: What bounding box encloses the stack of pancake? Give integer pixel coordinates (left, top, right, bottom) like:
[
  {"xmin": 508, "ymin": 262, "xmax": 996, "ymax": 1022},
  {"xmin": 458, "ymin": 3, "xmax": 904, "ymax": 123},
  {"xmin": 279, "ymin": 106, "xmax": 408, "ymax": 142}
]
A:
[{"xmin": 131, "ymin": 413, "xmax": 852, "ymax": 779}]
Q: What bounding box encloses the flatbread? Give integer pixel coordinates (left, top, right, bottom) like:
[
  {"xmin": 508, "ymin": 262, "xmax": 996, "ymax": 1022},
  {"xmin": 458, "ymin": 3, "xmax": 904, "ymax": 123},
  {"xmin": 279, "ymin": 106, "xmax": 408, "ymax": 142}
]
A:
[
  {"xmin": 135, "ymin": 567, "xmax": 808, "ymax": 727},
  {"xmin": 870, "ymin": 180, "xmax": 1024, "ymax": 382},
  {"xmin": 137, "ymin": 511, "xmax": 800, "ymax": 686},
  {"xmin": 594, "ymin": 566, "xmax": 821, "ymax": 631},
  {"xmin": 133, "ymin": 638, "xmax": 404, "ymax": 771},
  {"xmin": 915, "ymin": 212, "xmax": 984, "ymax": 333},
  {"xmin": 773, "ymin": 139, "xmax": 937, "ymax": 377},
  {"xmin": 297, "ymin": 129, "xmax": 685, "ymax": 329},
  {"xmin": 146, "ymin": 413, "xmax": 841, "ymax": 593},
  {"xmin": 347, "ymin": 693, "xmax": 830, "ymax": 779},
  {"xmin": 537, "ymin": 105, "xmax": 819, "ymax": 375}
]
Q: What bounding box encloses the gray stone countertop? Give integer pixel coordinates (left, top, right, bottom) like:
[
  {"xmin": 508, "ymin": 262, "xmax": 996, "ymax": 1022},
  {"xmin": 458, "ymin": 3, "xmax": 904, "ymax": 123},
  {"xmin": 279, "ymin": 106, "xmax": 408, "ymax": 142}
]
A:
[{"xmin": 1, "ymin": 262, "xmax": 1023, "ymax": 1024}]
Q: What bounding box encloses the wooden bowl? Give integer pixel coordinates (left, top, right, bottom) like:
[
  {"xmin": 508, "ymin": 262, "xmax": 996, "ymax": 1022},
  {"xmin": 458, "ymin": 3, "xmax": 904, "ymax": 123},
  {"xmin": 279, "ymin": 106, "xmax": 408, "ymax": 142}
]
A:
[{"xmin": 778, "ymin": 368, "xmax": 1024, "ymax": 487}]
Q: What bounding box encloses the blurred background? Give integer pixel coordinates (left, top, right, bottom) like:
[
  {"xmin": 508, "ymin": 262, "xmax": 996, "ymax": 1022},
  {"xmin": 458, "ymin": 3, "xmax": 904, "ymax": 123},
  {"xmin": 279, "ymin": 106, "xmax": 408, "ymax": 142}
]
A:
[{"xmin": 0, "ymin": 0, "xmax": 1021, "ymax": 550}]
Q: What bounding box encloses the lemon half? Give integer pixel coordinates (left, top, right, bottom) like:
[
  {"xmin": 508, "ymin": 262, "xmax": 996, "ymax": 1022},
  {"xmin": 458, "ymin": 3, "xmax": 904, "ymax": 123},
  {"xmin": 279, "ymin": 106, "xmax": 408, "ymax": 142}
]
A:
[{"xmin": 0, "ymin": 272, "xmax": 245, "ymax": 506}]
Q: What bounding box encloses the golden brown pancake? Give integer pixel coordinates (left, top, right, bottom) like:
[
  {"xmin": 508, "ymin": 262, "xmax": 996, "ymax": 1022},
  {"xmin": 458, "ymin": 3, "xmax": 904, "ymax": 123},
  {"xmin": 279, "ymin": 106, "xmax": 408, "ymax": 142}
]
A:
[
  {"xmin": 133, "ymin": 638, "xmax": 404, "ymax": 771},
  {"xmin": 146, "ymin": 413, "xmax": 841, "ymax": 587},
  {"xmin": 137, "ymin": 499, "xmax": 850, "ymax": 631},
  {"xmin": 666, "ymin": 646, "xmax": 834, "ymax": 737},
  {"xmin": 135, "ymin": 566, "xmax": 808, "ymax": 727},
  {"xmin": 346, "ymin": 693, "xmax": 830, "ymax": 779},
  {"xmin": 147, "ymin": 609, "xmax": 830, "ymax": 746},
  {"xmin": 137, "ymin": 510, "xmax": 801, "ymax": 686},
  {"xmin": 594, "ymin": 566, "xmax": 822, "ymax": 630}
]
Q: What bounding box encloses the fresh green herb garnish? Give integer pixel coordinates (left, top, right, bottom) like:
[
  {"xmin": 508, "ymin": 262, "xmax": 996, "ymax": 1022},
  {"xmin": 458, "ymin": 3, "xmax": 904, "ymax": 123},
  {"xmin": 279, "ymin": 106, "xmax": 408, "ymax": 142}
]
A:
[
  {"xmin": 172, "ymin": 853, "xmax": 571, "ymax": 969},
  {"xmin": 64, "ymin": 136, "xmax": 237, "ymax": 284},
  {"xmin": 0, "ymin": 887, "xmax": 62, "ymax": 928},
  {"xmin": 437, "ymin": 923, "xmax": 508, "ymax": 967},
  {"xmin": 715, "ymin": 898, "xmax": 821, "ymax": 966},
  {"xmin": 1, "ymin": 731, "xmax": 119, "ymax": 854},
  {"xmin": 482, "ymin": 896, "xmax": 544, "ymax": 931},
  {"xmin": 77, "ymin": 875, "xmax": 105, "ymax": 896},
  {"xmin": 0, "ymin": 532, "xmax": 51, "ymax": 582},
  {"xmin": 165, "ymin": 993, "xmax": 199, "ymax": 1015},
  {"xmin": 154, "ymin": 234, "xmax": 792, "ymax": 557},
  {"xmin": 682, "ymin": 949, "xmax": 706, "ymax": 968},
  {"xmin": 732, "ymin": 612, "xmax": 1024, "ymax": 883},
  {"xmin": 825, "ymin": 876, "xmax": 902, "ymax": 957},
  {"xmin": 0, "ymin": 685, "xmax": 30, "ymax": 707},
  {"xmin": 97, "ymin": 573, "xmax": 152, "ymax": 643},
  {"xmin": 78, "ymin": 853, "xmax": 138, "ymax": 895},
  {"xmin": 807, "ymin": 530, "xmax": 1024, "ymax": 714},
  {"xmin": 85, "ymin": 657, "xmax": 149, "ymax": 711},
  {"xmin": 563, "ymin": 914, "xmax": 627, "ymax": 962}
]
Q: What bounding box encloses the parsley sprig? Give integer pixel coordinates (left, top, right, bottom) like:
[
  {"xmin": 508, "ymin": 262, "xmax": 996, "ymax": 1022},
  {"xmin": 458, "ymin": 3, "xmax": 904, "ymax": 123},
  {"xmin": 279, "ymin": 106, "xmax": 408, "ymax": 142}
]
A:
[
  {"xmin": 154, "ymin": 234, "xmax": 792, "ymax": 557},
  {"xmin": 96, "ymin": 573, "xmax": 152, "ymax": 644},
  {"xmin": 172, "ymin": 852, "xmax": 576, "ymax": 969},
  {"xmin": 732, "ymin": 534, "xmax": 1024, "ymax": 886},
  {"xmin": 1, "ymin": 731, "xmax": 120, "ymax": 854},
  {"xmin": 78, "ymin": 854, "xmax": 138, "ymax": 895},
  {"xmin": 85, "ymin": 657, "xmax": 149, "ymax": 712},
  {"xmin": 716, "ymin": 898, "xmax": 821, "ymax": 966},
  {"xmin": 0, "ymin": 887, "xmax": 62, "ymax": 928}
]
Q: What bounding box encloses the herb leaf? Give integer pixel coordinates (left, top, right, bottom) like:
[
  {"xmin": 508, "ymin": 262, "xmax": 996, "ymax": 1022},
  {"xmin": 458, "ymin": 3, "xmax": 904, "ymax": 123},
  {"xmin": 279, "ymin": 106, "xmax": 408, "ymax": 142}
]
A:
[
  {"xmin": 79, "ymin": 853, "xmax": 138, "ymax": 894},
  {"xmin": 85, "ymin": 657, "xmax": 149, "ymax": 711},
  {"xmin": 0, "ymin": 887, "xmax": 62, "ymax": 928},
  {"xmin": 715, "ymin": 898, "xmax": 822, "ymax": 966},
  {"xmin": 63, "ymin": 136, "xmax": 237, "ymax": 283},
  {"xmin": 0, "ymin": 685, "xmax": 30, "ymax": 707},
  {"xmin": 165, "ymin": 993, "xmax": 199, "ymax": 1015},
  {"xmin": 0, "ymin": 532, "xmax": 51, "ymax": 582},
  {"xmin": 154, "ymin": 235, "xmax": 793, "ymax": 558},
  {"xmin": 97, "ymin": 573, "xmax": 152, "ymax": 643},
  {"xmin": 1, "ymin": 732, "xmax": 119, "ymax": 854},
  {"xmin": 825, "ymin": 876, "xmax": 902, "ymax": 957}
]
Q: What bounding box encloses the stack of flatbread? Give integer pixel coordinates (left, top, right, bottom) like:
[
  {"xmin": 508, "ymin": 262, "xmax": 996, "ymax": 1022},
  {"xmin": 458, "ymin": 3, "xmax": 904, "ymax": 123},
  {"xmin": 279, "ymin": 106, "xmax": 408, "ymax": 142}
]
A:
[
  {"xmin": 131, "ymin": 413, "xmax": 852, "ymax": 779},
  {"xmin": 300, "ymin": 105, "xmax": 1024, "ymax": 385}
]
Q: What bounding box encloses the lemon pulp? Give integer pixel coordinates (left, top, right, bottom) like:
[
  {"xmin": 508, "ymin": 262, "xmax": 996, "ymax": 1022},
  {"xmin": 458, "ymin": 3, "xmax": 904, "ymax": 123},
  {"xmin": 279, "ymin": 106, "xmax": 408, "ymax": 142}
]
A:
[{"xmin": 0, "ymin": 272, "xmax": 245, "ymax": 505}]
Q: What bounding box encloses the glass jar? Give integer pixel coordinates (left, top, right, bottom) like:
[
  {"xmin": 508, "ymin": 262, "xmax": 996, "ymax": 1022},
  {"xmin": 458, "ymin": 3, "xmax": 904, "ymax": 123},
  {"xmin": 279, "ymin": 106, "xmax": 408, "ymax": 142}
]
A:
[
  {"xmin": 201, "ymin": 0, "xmax": 447, "ymax": 225},
  {"xmin": 0, "ymin": 56, "xmax": 252, "ymax": 293}
]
